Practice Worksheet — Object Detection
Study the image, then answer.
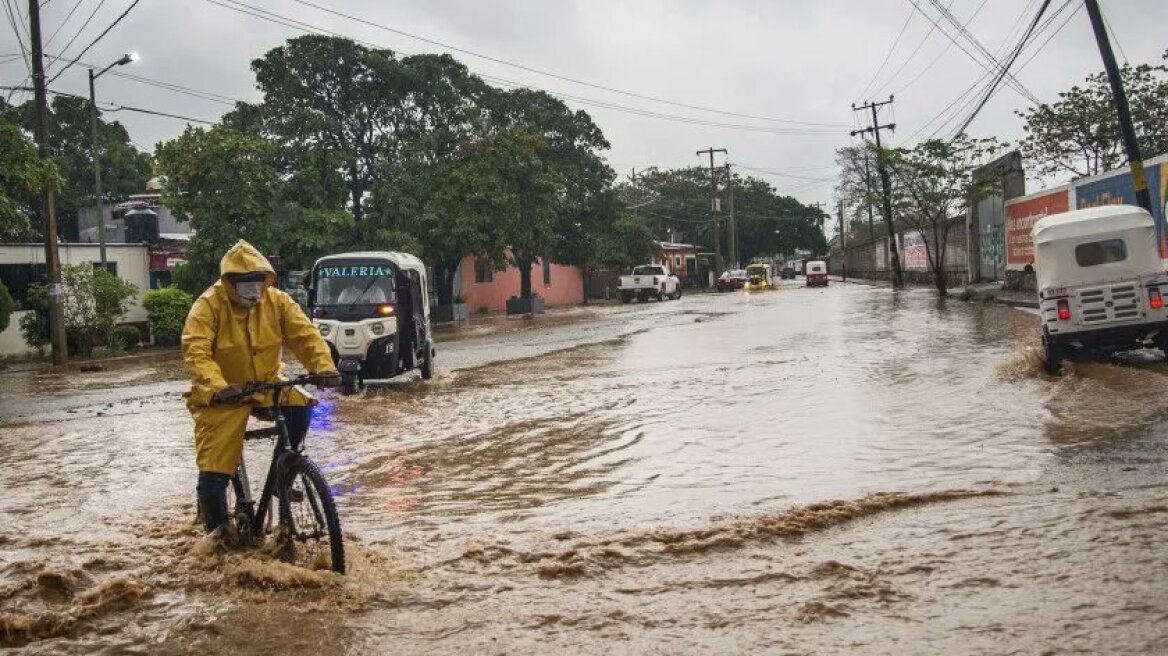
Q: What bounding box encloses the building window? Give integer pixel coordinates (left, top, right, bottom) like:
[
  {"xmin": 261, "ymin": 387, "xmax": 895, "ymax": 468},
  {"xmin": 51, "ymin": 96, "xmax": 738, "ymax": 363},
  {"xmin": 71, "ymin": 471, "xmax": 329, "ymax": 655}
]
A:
[
  {"xmin": 0, "ymin": 263, "xmax": 48, "ymax": 307},
  {"xmin": 474, "ymin": 258, "xmax": 493, "ymax": 283},
  {"xmin": 542, "ymin": 258, "xmax": 552, "ymax": 285},
  {"xmin": 674, "ymin": 256, "xmax": 682, "ymax": 269}
]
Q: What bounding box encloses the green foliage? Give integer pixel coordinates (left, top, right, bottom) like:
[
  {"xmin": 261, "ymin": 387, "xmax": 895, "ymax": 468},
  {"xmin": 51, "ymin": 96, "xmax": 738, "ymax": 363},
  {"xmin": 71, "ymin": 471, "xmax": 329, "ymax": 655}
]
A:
[
  {"xmin": 142, "ymin": 286, "xmax": 193, "ymax": 346},
  {"xmin": 883, "ymin": 135, "xmax": 1006, "ymax": 295},
  {"xmin": 0, "ymin": 118, "xmax": 59, "ymax": 240},
  {"xmin": 155, "ymin": 125, "xmax": 281, "ymax": 276},
  {"xmin": 2, "ymin": 96, "xmax": 150, "ymax": 238},
  {"xmin": 23, "ymin": 264, "xmax": 139, "ymax": 356},
  {"xmin": 108, "ymin": 325, "xmax": 142, "ymax": 353},
  {"xmin": 1017, "ymin": 58, "xmax": 1168, "ymax": 179},
  {"xmin": 19, "ymin": 309, "xmax": 48, "ymax": 354},
  {"xmin": 169, "ymin": 262, "xmax": 214, "ymax": 298},
  {"xmin": 621, "ymin": 166, "xmax": 828, "ymax": 262},
  {"xmin": 0, "ymin": 279, "xmax": 14, "ymax": 333}
]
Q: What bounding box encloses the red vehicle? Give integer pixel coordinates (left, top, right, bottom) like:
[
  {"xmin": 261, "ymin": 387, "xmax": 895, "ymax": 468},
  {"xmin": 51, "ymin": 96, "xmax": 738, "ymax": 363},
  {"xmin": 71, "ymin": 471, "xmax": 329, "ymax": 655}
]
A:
[
  {"xmin": 805, "ymin": 260, "xmax": 829, "ymax": 287},
  {"xmin": 715, "ymin": 269, "xmax": 748, "ymax": 291}
]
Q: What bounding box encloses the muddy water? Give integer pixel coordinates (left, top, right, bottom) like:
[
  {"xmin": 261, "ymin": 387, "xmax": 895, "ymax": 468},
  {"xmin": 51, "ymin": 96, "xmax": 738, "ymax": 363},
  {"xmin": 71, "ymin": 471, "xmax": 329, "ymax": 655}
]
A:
[{"xmin": 3, "ymin": 282, "xmax": 1167, "ymax": 654}]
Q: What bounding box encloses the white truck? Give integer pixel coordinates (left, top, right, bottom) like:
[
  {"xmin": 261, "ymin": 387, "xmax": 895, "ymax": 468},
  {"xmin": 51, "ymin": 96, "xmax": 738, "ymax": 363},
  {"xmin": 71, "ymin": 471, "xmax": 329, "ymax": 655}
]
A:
[{"xmin": 619, "ymin": 265, "xmax": 682, "ymax": 303}]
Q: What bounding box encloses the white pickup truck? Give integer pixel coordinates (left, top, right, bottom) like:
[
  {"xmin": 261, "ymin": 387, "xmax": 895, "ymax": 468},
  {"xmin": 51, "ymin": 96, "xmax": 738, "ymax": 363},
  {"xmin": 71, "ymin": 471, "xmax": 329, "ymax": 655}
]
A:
[{"xmin": 619, "ymin": 265, "xmax": 682, "ymax": 303}]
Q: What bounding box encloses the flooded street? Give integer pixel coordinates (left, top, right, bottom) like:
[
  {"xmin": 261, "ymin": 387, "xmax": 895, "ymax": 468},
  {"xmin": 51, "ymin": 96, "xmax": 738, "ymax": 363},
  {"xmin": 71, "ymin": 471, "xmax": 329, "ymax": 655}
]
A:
[{"xmin": 3, "ymin": 281, "xmax": 1167, "ymax": 654}]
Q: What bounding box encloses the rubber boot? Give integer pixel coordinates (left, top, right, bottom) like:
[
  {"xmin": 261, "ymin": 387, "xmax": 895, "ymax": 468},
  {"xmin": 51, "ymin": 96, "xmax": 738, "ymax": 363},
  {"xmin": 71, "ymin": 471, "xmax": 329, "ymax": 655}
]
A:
[{"xmin": 198, "ymin": 490, "xmax": 229, "ymax": 533}]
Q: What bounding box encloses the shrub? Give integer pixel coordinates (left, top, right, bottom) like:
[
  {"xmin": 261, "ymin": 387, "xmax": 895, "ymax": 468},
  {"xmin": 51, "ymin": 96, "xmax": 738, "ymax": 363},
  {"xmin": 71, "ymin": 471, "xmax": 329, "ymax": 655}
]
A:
[
  {"xmin": 108, "ymin": 325, "xmax": 142, "ymax": 353},
  {"xmin": 22, "ymin": 264, "xmax": 139, "ymax": 357},
  {"xmin": 142, "ymin": 286, "xmax": 193, "ymax": 346},
  {"xmin": 0, "ymin": 279, "xmax": 13, "ymax": 333},
  {"xmin": 19, "ymin": 308, "xmax": 48, "ymax": 355},
  {"xmin": 170, "ymin": 262, "xmax": 214, "ymax": 298}
]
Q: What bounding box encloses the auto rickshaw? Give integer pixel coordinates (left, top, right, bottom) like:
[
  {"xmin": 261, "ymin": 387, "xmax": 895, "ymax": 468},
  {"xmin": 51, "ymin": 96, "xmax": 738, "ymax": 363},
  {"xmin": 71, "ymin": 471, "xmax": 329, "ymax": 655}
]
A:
[
  {"xmin": 307, "ymin": 251, "xmax": 434, "ymax": 394},
  {"xmin": 742, "ymin": 263, "xmax": 774, "ymax": 292}
]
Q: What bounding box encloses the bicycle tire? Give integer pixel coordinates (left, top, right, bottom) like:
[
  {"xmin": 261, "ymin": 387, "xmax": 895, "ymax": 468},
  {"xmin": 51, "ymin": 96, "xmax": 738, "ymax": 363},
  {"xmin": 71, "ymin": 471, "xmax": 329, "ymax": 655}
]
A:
[
  {"xmin": 276, "ymin": 455, "xmax": 346, "ymax": 574},
  {"xmin": 229, "ymin": 474, "xmax": 257, "ymax": 547}
]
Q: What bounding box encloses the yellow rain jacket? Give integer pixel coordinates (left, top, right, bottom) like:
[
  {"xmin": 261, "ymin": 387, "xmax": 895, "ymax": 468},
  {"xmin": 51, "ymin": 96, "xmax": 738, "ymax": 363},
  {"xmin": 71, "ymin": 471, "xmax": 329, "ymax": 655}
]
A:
[{"xmin": 182, "ymin": 240, "xmax": 336, "ymax": 474}]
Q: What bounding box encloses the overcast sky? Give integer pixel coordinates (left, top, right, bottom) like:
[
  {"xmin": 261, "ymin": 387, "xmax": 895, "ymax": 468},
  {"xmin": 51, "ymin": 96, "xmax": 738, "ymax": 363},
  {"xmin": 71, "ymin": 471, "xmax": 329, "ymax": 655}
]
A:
[{"xmin": 3, "ymin": 0, "xmax": 1167, "ymax": 211}]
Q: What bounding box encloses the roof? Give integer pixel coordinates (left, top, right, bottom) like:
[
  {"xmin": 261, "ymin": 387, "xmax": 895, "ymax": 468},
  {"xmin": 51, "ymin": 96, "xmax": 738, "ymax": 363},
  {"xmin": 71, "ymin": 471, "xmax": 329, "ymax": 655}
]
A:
[
  {"xmin": 1033, "ymin": 205, "xmax": 1153, "ymax": 244},
  {"xmin": 658, "ymin": 241, "xmax": 698, "ymax": 250},
  {"xmin": 313, "ymin": 251, "xmax": 426, "ymax": 273}
]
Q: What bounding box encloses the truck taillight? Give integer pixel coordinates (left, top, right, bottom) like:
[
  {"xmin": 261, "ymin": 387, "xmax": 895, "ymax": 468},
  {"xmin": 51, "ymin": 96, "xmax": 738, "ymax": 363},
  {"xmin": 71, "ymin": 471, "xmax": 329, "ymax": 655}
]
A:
[
  {"xmin": 654, "ymin": 276, "xmax": 661, "ymax": 285},
  {"xmin": 1150, "ymin": 287, "xmax": 1163, "ymax": 310},
  {"xmin": 1057, "ymin": 299, "xmax": 1071, "ymax": 321}
]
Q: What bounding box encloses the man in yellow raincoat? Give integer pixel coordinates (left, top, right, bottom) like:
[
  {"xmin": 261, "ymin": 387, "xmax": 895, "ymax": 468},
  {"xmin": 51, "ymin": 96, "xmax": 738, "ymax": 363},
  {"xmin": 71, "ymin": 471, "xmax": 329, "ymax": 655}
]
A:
[{"xmin": 182, "ymin": 240, "xmax": 339, "ymax": 534}]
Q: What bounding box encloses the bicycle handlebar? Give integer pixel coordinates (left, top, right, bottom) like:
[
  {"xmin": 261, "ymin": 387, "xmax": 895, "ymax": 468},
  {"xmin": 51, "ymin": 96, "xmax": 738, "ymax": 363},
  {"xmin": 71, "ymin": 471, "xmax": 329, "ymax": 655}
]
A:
[{"xmin": 239, "ymin": 374, "xmax": 327, "ymax": 396}]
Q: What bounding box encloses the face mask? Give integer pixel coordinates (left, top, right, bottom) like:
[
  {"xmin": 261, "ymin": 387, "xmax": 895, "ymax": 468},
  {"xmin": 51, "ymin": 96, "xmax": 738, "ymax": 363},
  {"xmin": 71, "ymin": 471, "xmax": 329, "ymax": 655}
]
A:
[{"xmin": 234, "ymin": 281, "xmax": 264, "ymax": 307}]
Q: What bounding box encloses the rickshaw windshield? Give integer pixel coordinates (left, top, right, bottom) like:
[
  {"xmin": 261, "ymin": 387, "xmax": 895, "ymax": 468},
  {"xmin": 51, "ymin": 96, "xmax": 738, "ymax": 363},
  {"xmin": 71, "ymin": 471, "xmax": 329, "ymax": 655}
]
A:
[{"xmin": 314, "ymin": 263, "xmax": 398, "ymax": 305}]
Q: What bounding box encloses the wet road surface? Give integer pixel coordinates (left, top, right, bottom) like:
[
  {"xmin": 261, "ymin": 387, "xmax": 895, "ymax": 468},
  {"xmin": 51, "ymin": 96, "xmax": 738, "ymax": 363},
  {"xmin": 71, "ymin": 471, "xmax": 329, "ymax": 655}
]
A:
[{"xmin": 2, "ymin": 281, "xmax": 1167, "ymax": 654}]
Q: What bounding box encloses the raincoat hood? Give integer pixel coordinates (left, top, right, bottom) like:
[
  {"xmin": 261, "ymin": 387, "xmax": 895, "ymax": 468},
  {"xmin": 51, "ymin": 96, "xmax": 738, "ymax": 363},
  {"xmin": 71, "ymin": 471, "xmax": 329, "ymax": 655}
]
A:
[{"xmin": 219, "ymin": 239, "xmax": 277, "ymax": 288}]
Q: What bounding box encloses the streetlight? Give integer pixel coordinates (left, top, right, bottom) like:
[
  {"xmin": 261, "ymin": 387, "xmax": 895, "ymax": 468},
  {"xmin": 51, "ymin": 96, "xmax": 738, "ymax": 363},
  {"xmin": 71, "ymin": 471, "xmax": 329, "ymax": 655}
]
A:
[{"xmin": 89, "ymin": 52, "xmax": 137, "ymax": 267}]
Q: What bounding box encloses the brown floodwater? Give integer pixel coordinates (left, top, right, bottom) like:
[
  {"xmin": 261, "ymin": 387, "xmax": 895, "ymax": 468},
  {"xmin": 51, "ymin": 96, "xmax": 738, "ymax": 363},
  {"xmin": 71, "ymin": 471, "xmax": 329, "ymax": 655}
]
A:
[{"xmin": 2, "ymin": 282, "xmax": 1167, "ymax": 654}]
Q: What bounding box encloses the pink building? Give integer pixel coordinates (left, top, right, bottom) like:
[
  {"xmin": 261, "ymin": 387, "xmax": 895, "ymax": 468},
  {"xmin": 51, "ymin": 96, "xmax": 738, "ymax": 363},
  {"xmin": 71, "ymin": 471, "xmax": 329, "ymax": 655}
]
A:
[{"xmin": 456, "ymin": 255, "xmax": 584, "ymax": 314}]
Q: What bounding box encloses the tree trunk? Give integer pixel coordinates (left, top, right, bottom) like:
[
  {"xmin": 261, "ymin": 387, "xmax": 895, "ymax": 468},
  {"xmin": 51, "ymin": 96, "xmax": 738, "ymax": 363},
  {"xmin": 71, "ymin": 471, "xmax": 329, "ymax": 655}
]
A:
[
  {"xmin": 517, "ymin": 257, "xmax": 533, "ymax": 300},
  {"xmin": 432, "ymin": 257, "xmax": 459, "ymax": 306},
  {"xmin": 348, "ymin": 162, "xmax": 364, "ymax": 243}
]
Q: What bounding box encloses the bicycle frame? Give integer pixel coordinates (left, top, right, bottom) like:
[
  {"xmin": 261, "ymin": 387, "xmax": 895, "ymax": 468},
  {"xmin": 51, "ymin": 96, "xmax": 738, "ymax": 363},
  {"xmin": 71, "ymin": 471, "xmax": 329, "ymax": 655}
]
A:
[{"xmin": 234, "ymin": 384, "xmax": 303, "ymax": 542}]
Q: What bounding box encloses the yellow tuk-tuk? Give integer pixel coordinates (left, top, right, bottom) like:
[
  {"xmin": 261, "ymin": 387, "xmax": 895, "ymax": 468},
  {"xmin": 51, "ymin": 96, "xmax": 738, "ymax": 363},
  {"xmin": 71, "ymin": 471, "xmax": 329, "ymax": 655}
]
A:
[{"xmin": 743, "ymin": 263, "xmax": 774, "ymax": 291}]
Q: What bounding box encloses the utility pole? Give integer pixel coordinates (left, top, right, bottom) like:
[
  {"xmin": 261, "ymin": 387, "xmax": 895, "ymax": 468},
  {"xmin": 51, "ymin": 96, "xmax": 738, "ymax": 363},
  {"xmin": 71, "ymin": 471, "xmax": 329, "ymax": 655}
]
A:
[
  {"xmin": 852, "ymin": 97, "xmax": 903, "ymax": 288},
  {"xmin": 725, "ymin": 163, "xmax": 737, "ymax": 267},
  {"xmin": 1083, "ymin": 0, "xmax": 1153, "ymax": 217},
  {"xmin": 89, "ymin": 69, "xmax": 107, "ymax": 267},
  {"xmin": 862, "ymin": 151, "xmax": 876, "ymax": 239},
  {"xmin": 29, "ymin": 0, "xmax": 68, "ymax": 365},
  {"xmin": 696, "ymin": 147, "xmax": 727, "ymax": 273},
  {"xmin": 838, "ymin": 200, "xmax": 847, "ymax": 282}
]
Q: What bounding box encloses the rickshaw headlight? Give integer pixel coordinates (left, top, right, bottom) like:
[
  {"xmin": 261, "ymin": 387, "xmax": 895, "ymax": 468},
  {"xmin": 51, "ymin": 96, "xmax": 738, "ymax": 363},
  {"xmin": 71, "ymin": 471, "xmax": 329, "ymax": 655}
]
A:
[
  {"xmin": 371, "ymin": 323, "xmax": 385, "ymax": 336},
  {"xmin": 318, "ymin": 324, "xmax": 331, "ymax": 337}
]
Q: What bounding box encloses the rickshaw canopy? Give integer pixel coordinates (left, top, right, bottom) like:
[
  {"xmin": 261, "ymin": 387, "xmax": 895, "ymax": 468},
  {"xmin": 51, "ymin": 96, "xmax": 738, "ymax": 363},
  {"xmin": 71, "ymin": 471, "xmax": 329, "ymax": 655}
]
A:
[{"xmin": 1032, "ymin": 205, "xmax": 1160, "ymax": 291}]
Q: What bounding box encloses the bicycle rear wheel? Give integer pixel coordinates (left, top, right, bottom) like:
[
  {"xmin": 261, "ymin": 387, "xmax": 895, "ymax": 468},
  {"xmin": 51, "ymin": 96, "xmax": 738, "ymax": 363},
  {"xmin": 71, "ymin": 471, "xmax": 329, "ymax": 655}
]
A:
[{"xmin": 276, "ymin": 455, "xmax": 345, "ymax": 573}]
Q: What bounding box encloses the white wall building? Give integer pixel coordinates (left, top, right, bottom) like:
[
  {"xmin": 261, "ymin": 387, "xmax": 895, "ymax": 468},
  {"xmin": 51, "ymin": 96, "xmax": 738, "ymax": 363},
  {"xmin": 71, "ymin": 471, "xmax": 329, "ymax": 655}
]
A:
[{"xmin": 0, "ymin": 243, "xmax": 150, "ymax": 357}]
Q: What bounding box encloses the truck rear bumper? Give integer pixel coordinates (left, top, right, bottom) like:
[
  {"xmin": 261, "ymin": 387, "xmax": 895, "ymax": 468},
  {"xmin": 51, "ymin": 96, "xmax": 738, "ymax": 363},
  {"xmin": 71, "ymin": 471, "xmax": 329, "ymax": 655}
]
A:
[{"xmin": 1048, "ymin": 320, "xmax": 1168, "ymax": 351}]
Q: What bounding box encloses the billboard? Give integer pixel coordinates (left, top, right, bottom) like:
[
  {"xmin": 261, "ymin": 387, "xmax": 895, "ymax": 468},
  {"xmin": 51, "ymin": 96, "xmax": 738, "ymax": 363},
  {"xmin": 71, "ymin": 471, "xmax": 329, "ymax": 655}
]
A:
[
  {"xmin": 1074, "ymin": 155, "xmax": 1167, "ymax": 258},
  {"xmin": 1004, "ymin": 186, "xmax": 1071, "ymax": 270},
  {"xmin": 902, "ymin": 231, "xmax": 929, "ymax": 271}
]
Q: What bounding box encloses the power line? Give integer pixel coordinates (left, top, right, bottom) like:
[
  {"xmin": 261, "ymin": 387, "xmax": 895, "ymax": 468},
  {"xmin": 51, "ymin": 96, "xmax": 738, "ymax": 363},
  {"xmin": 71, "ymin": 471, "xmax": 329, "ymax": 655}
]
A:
[
  {"xmin": 732, "ymin": 163, "xmax": 836, "ymax": 182},
  {"xmin": 904, "ymin": 0, "xmax": 1039, "ymax": 105},
  {"xmin": 47, "ymin": 0, "xmax": 138, "ymax": 84},
  {"xmin": 290, "ymin": 0, "xmax": 850, "ymax": 128},
  {"xmin": 45, "ymin": 0, "xmax": 85, "ymax": 46},
  {"xmin": 895, "ymin": 0, "xmax": 990, "ymax": 95},
  {"xmin": 2, "ymin": 0, "xmax": 30, "ymax": 74},
  {"xmin": 869, "ymin": 0, "xmax": 961, "ymax": 98},
  {"xmin": 203, "ymin": 0, "xmax": 850, "ymax": 136},
  {"xmin": 0, "ymin": 84, "xmax": 214, "ymax": 123},
  {"xmin": 947, "ymin": 0, "xmax": 1052, "ymax": 140},
  {"xmin": 1099, "ymin": 3, "xmax": 1127, "ymax": 64},
  {"xmin": 856, "ymin": 6, "xmax": 916, "ymax": 101},
  {"xmin": 903, "ymin": 0, "xmax": 1074, "ymax": 144},
  {"xmin": 924, "ymin": 0, "xmax": 1042, "ymax": 104},
  {"xmin": 49, "ymin": 0, "xmax": 106, "ymax": 73}
]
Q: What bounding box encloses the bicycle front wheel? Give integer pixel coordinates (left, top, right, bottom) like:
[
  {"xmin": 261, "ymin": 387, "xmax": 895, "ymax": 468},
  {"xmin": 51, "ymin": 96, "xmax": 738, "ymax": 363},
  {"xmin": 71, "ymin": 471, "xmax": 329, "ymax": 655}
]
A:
[{"xmin": 276, "ymin": 455, "xmax": 346, "ymax": 574}]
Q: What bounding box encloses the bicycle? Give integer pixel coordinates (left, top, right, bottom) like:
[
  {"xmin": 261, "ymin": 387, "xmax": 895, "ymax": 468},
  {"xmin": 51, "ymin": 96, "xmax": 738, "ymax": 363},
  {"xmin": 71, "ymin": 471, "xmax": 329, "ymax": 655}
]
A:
[{"xmin": 221, "ymin": 374, "xmax": 346, "ymax": 573}]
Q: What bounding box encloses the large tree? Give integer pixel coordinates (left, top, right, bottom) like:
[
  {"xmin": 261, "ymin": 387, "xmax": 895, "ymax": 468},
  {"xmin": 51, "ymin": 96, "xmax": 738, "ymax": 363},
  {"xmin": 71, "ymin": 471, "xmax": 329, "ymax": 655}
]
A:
[
  {"xmin": 0, "ymin": 116, "xmax": 59, "ymax": 240},
  {"xmin": 154, "ymin": 125, "xmax": 282, "ymax": 281},
  {"xmin": 1017, "ymin": 53, "xmax": 1168, "ymax": 179},
  {"xmin": 884, "ymin": 135, "xmax": 1005, "ymax": 295},
  {"xmin": 248, "ymin": 35, "xmax": 411, "ymax": 239},
  {"xmin": 2, "ymin": 96, "xmax": 150, "ymax": 240},
  {"xmin": 486, "ymin": 88, "xmax": 613, "ymax": 300}
]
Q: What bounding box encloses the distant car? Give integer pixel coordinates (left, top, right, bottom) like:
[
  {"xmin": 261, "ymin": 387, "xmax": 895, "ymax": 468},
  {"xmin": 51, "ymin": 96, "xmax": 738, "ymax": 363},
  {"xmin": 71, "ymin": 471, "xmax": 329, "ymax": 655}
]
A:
[
  {"xmin": 780, "ymin": 266, "xmax": 796, "ymax": 279},
  {"xmin": 715, "ymin": 269, "xmax": 748, "ymax": 291}
]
